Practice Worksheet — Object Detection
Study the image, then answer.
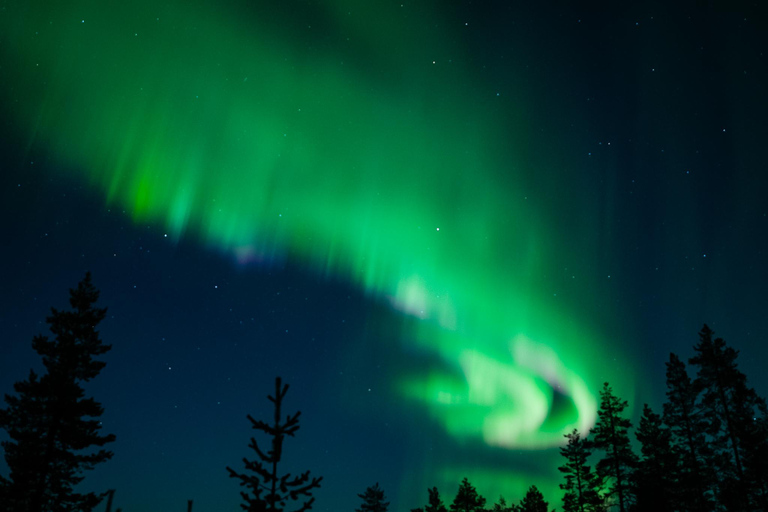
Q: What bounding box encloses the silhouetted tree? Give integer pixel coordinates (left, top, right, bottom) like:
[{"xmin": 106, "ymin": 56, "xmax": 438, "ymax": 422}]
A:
[
  {"xmin": 632, "ymin": 405, "xmax": 676, "ymax": 512},
  {"xmin": 450, "ymin": 478, "xmax": 486, "ymax": 512},
  {"xmin": 558, "ymin": 429, "xmax": 603, "ymax": 512},
  {"xmin": 413, "ymin": 487, "xmax": 448, "ymax": 512},
  {"xmin": 357, "ymin": 483, "xmax": 389, "ymax": 512},
  {"xmin": 741, "ymin": 399, "xmax": 768, "ymax": 510},
  {"xmin": 427, "ymin": 487, "xmax": 449, "ymax": 512},
  {"xmin": 591, "ymin": 382, "xmax": 636, "ymax": 512},
  {"xmin": 518, "ymin": 486, "xmax": 549, "ymax": 512},
  {"xmin": 0, "ymin": 273, "xmax": 115, "ymax": 512},
  {"xmin": 663, "ymin": 353, "xmax": 714, "ymax": 512},
  {"xmin": 491, "ymin": 496, "xmax": 514, "ymax": 512},
  {"xmin": 689, "ymin": 325, "xmax": 767, "ymax": 510},
  {"xmin": 227, "ymin": 377, "xmax": 322, "ymax": 512}
]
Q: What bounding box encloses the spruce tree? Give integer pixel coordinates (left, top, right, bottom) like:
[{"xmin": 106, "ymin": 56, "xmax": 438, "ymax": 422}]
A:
[
  {"xmin": 558, "ymin": 429, "xmax": 603, "ymax": 512},
  {"xmin": 689, "ymin": 325, "xmax": 767, "ymax": 510},
  {"xmin": 633, "ymin": 405, "xmax": 676, "ymax": 512},
  {"xmin": 663, "ymin": 353, "xmax": 714, "ymax": 512},
  {"xmin": 450, "ymin": 478, "xmax": 486, "ymax": 512},
  {"xmin": 356, "ymin": 483, "xmax": 389, "ymax": 512},
  {"xmin": 518, "ymin": 486, "xmax": 549, "ymax": 512},
  {"xmin": 414, "ymin": 487, "xmax": 449, "ymax": 512},
  {"xmin": 492, "ymin": 496, "xmax": 511, "ymax": 512},
  {"xmin": 227, "ymin": 377, "xmax": 322, "ymax": 512},
  {"xmin": 591, "ymin": 382, "xmax": 636, "ymax": 512},
  {"xmin": 427, "ymin": 487, "xmax": 449, "ymax": 512},
  {"xmin": 0, "ymin": 273, "xmax": 115, "ymax": 512}
]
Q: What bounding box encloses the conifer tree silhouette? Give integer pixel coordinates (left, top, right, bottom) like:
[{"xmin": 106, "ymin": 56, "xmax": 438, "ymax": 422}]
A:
[
  {"xmin": 558, "ymin": 429, "xmax": 603, "ymax": 512},
  {"xmin": 449, "ymin": 477, "xmax": 486, "ymax": 512},
  {"xmin": 426, "ymin": 487, "xmax": 448, "ymax": 512},
  {"xmin": 742, "ymin": 399, "xmax": 768, "ymax": 510},
  {"xmin": 412, "ymin": 486, "xmax": 448, "ymax": 512},
  {"xmin": 590, "ymin": 382, "xmax": 636, "ymax": 512},
  {"xmin": 0, "ymin": 273, "xmax": 115, "ymax": 512},
  {"xmin": 227, "ymin": 377, "xmax": 322, "ymax": 512},
  {"xmin": 663, "ymin": 353, "xmax": 714, "ymax": 512},
  {"xmin": 518, "ymin": 486, "xmax": 549, "ymax": 512},
  {"xmin": 633, "ymin": 404, "xmax": 676, "ymax": 512},
  {"xmin": 356, "ymin": 483, "xmax": 389, "ymax": 512},
  {"xmin": 689, "ymin": 324, "xmax": 768, "ymax": 510},
  {"xmin": 491, "ymin": 495, "xmax": 512, "ymax": 512}
]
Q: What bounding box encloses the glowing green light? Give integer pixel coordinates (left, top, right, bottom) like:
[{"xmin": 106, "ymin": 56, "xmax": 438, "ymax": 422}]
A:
[{"xmin": 1, "ymin": 0, "xmax": 634, "ymax": 501}]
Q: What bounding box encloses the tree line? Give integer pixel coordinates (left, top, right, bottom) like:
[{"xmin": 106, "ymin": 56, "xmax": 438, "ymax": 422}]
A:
[
  {"xmin": 354, "ymin": 321, "xmax": 768, "ymax": 512},
  {"xmin": 1, "ymin": 275, "xmax": 767, "ymax": 511},
  {"xmin": 556, "ymin": 322, "xmax": 768, "ymax": 512}
]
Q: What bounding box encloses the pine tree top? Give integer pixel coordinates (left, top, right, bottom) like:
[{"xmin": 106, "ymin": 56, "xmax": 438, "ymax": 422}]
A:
[
  {"xmin": 592, "ymin": 382, "xmax": 633, "ymax": 444},
  {"xmin": 33, "ymin": 271, "xmax": 110, "ymax": 383},
  {"xmin": 450, "ymin": 477, "xmax": 486, "ymax": 512},
  {"xmin": 519, "ymin": 486, "xmax": 549, "ymax": 512},
  {"xmin": 356, "ymin": 483, "xmax": 389, "ymax": 512},
  {"xmin": 426, "ymin": 486, "xmax": 447, "ymax": 512},
  {"xmin": 227, "ymin": 377, "xmax": 322, "ymax": 512}
]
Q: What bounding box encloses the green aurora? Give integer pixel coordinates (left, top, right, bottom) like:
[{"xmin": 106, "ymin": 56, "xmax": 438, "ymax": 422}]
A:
[{"xmin": 1, "ymin": 0, "xmax": 635, "ymax": 501}]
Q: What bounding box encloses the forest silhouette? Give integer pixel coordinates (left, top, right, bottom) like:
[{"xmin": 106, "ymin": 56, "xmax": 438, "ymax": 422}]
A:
[{"xmin": 1, "ymin": 275, "xmax": 767, "ymax": 511}]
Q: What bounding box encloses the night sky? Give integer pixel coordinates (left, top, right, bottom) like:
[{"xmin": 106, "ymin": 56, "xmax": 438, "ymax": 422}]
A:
[{"xmin": 1, "ymin": 1, "xmax": 767, "ymax": 511}]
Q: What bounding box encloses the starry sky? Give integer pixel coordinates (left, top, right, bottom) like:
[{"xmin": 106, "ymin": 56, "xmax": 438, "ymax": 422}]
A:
[{"xmin": 0, "ymin": 0, "xmax": 766, "ymax": 511}]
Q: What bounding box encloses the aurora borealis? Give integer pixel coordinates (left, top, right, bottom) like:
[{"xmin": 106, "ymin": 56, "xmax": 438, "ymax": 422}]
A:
[{"xmin": 1, "ymin": 1, "xmax": 767, "ymax": 511}]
